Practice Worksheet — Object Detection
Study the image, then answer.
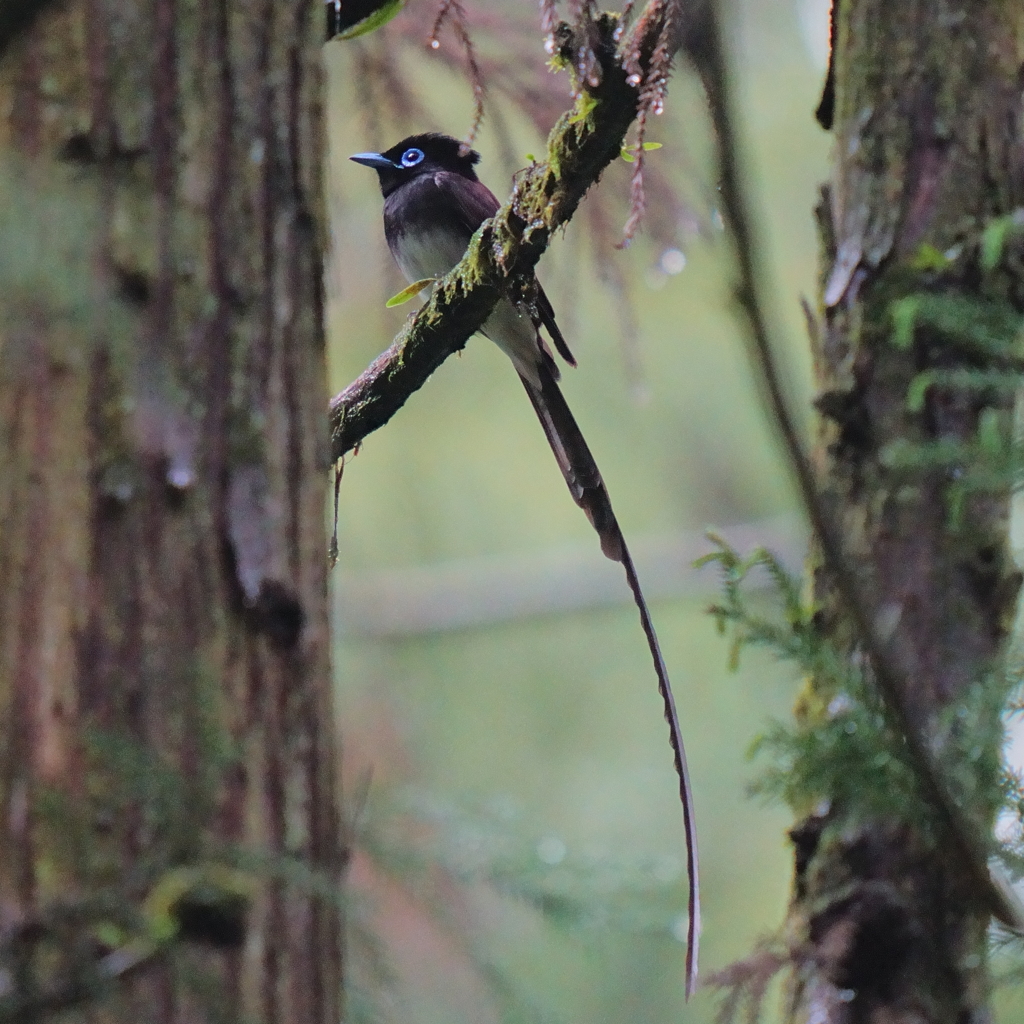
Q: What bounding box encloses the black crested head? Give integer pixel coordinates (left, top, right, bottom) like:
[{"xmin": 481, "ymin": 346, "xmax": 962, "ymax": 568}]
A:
[{"xmin": 350, "ymin": 133, "xmax": 480, "ymax": 197}]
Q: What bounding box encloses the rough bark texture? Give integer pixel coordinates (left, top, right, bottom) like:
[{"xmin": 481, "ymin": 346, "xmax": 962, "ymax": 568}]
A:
[
  {"xmin": 0, "ymin": 1, "xmax": 342, "ymax": 1021},
  {"xmin": 788, "ymin": 2, "xmax": 1024, "ymax": 1022}
]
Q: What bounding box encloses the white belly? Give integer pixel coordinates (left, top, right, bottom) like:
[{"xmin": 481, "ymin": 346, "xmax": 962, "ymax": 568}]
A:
[
  {"xmin": 393, "ymin": 228, "xmax": 468, "ymax": 288},
  {"xmin": 393, "ymin": 227, "xmax": 543, "ymax": 385}
]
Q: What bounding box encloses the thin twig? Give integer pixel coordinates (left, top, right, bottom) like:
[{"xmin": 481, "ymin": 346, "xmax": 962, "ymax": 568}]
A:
[
  {"xmin": 691, "ymin": 0, "xmax": 1023, "ymax": 929},
  {"xmin": 427, "ymin": 0, "xmax": 485, "ymax": 147}
]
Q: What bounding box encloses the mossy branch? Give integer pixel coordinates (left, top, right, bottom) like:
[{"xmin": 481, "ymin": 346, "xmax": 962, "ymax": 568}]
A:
[{"xmin": 328, "ymin": 13, "xmax": 646, "ymax": 463}]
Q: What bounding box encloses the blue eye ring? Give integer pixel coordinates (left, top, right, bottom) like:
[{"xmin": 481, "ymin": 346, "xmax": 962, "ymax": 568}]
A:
[{"xmin": 401, "ymin": 147, "xmax": 425, "ymax": 168}]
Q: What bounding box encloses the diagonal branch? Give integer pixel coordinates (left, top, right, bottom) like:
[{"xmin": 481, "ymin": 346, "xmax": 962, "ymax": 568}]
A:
[{"xmin": 329, "ymin": 12, "xmax": 644, "ymax": 462}]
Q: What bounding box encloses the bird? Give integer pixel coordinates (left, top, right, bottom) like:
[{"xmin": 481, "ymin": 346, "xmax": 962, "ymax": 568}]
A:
[{"xmin": 351, "ymin": 132, "xmax": 699, "ymax": 994}]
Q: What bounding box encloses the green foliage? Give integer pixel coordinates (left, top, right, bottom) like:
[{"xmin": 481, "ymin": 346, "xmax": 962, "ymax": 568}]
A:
[
  {"xmin": 698, "ymin": 536, "xmax": 845, "ymax": 684},
  {"xmin": 699, "ymin": 537, "xmax": 928, "ymax": 821},
  {"xmin": 909, "ymin": 242, "xmax": 955, "ymax": 272},
  {"xmin": 333, "ymin": 0, "xmax": 406, "ymax": 40},
  {"xmin": 904, "ymin": 367, "xmax": 1020, "ymax": 413},
  {"xmin": 386, "ymin": 278, "xmax": 436, "ymax": 307},
  {"xmin": 888, "ymin": 292, "xmax": 1024, "ymax": 361},
  {"xmin": 981, "ymin": 210, "xmax": 1024, "ymax": 272},
  {"xmin": 880, "ymin": 408, "xmax": 1024, "ymax": 529},
  {"xmin": 620, "ymin": 141, "xmax": 662, "ymax": 162},
  {"xmin": 702, "ymin": 536, "xmax": 1016, "ymax": 841},
  {"xmin": 566, "ymin": 92, "xmax": 600, "ymax": 126},
  {"xmin": 878, "ymin": 285, "xmax": 1024, "ymax": 525},
  {"xmin": 750, "ymin": 702, "xmax": 924, "ymax": 823}
]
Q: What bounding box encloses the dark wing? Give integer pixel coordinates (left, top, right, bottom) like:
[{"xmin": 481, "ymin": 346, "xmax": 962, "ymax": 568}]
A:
[
  {"xmin": 433, "ymin": 171, "xmax": 501, "ymax": 235},
  {"xmin": 436, "ymin": 174, "xmax": 577, "ymax": 368}
]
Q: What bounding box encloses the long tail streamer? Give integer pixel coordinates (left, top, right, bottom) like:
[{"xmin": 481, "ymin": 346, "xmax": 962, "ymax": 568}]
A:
[{"xmin": 520, "ymin": 367, "xmax": 700, "ymax": 998}]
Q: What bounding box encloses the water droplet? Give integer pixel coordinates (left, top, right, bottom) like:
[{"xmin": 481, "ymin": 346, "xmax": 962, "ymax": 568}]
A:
[
  {"xmin": 659, "ymin": 248, "xmax": 686, "ymax": 275},
  {"xmin": 167, "ymin": 464, "xmax": 194, "ymax": 490},
  {"xmin": 544, "ymin": 36, "xmax": 556, "ymax": 54},
  {"xmin": 627, "ymin": 73, "xmax": 642, "ymax": 86},
  {"xmin": 652, "ymin": 99, "xmax": 664, "ymax": 115},
  {"xmin": 827, "ymin": 693, "xmax": 853, "ymax": 717},
  {"xmin": 430, "ymin": 38, "xmax": 440, "ymax": 48},
  {"xmin": 536, "ymin": 836, "xmax": 566, "ymax": 865}
]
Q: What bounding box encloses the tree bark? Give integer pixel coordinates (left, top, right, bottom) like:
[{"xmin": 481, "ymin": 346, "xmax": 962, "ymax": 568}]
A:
[
  {"xmin": 789, "ymin": 2, "xmax": 1024, "ymax": 1021},
  {"xmin": 0, "ymin": 1, "xmax": 342, "ymax": 1021}
]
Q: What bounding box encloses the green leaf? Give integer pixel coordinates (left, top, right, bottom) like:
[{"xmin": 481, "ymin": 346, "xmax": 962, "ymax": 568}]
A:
[
  {"xmin": 910, "ymin": 242, "xmax": 951, "ymax": 272},
  {"xmin": 981, "ymin": 215, "xmax": 1016, "ymax": 272},
  {"xmin": 978, "ymin": 408, "xmax": 1003, "ymax": 457},
  {"xmin": 907, "ymin": 371, "xmax": 934, "ymax": 412},
  {"xmin": 567, "ymin": 93, "xmax": 599, "ymax": 124},
  {"xmin": 93, "ymin": 921, "xmax": 129, "ymax": 949},
  {"xmin": 622, "ymin": 141, "xmax": 662, "ymax": 162},
  {"xmin": 692, "ymin": 552, "xmax": 720, "ymax": 569},
  {"xmin": 890, "ymin": 296, "xmax": 919, "ymax": 349},
  {"xmin": 335, "ymin": 0, "xmax": 406, "ymax": 40},
  {"xmin": 386, "ymin": 278, "xmax": 435, "ymax": 307}
]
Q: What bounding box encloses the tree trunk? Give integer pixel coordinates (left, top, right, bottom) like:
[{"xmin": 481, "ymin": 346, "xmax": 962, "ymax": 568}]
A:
[
  {"xmin": 789, "ymin": 2, "xmax": 1024, "ymax": 1021},
  {"xmin": 0, "ymin": 2, "xmax": 343, "ymax": 1021}
]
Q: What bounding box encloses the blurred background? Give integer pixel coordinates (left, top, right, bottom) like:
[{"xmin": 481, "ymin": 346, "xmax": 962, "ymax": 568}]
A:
[{"xmin": 324, "ymin": 1, "xmax": 830, "ymax": 1020}]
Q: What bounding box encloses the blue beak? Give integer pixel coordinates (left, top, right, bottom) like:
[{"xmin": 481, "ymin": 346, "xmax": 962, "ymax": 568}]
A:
[{"xmin": 350, "ymin": 152, "xmax": 399, "ymax": 170}]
